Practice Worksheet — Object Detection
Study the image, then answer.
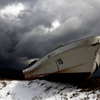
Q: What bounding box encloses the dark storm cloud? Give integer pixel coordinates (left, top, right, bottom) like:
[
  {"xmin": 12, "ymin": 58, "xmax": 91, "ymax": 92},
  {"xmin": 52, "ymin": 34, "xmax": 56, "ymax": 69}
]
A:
[
  {"xmin": 0, "ymin": 0, "xmax": 100, "ymax": 69},
  {"xmin": 0, "ymin": 0, "xmax": 38, "ymax": 8}
]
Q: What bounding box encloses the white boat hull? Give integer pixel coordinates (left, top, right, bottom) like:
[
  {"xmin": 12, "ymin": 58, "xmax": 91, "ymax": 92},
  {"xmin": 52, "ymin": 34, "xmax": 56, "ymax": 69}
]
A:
[{"xmin": 23, "ymin": 36, "xmax": 100, "ymax": 80}]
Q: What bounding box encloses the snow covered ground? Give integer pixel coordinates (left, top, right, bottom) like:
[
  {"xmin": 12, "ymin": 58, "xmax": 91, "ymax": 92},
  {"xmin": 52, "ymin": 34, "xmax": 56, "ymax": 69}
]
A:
[{"xmin": 0, "ymin": 79, "xmax": 100, "ymax": 100}]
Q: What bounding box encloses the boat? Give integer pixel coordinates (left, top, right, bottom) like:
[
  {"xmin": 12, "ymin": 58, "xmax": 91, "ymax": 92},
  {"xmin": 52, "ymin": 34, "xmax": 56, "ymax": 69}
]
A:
[{"xmin": 23, "ymin": 36, "xmax": 100, "ymax": 81}]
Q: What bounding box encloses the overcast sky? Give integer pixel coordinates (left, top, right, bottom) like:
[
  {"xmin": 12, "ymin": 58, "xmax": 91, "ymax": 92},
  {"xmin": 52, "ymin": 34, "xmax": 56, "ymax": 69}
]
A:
[{"xmin": 0, "ymin": 0, "xmax": 100, "ymax": 70}]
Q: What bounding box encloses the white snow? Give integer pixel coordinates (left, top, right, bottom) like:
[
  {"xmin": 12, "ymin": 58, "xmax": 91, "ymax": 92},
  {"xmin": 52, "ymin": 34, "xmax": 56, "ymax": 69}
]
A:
[{"xmin": 0, "ymin": 79, "xmax": 100, "ymax": 100}]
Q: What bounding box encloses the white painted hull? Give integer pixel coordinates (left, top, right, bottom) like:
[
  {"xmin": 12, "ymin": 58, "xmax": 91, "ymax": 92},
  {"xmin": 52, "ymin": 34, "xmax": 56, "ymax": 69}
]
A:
[{"xmin": 23, "ymin": 36, "xmax": 100, "ymax": 80}]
